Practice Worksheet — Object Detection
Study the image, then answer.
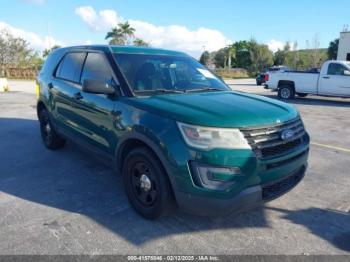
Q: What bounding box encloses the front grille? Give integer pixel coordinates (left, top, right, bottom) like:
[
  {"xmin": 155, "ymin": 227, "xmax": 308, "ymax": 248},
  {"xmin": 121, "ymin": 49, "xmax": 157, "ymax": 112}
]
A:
[
  {"xmin": 240, "ymin": 117, "xmax": 306, "ymax": 159},
  {"xmin": 262, "ymin": 166, "xmax": 305, "ymax": 200}
]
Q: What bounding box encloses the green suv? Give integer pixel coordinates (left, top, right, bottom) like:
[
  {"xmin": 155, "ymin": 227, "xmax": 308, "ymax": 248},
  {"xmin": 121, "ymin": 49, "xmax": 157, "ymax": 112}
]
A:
[{"xmin": 37, "ymin": 45, "xmax": 309, "ymax": 219}]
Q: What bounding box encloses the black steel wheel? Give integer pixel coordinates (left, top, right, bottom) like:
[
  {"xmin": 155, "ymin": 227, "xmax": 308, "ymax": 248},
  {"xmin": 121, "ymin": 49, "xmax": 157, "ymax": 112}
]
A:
[
  {"xmin": 130, "ymin": 161, "xmax": 157, "ymax": 207},
  {"xmin": 122, "ymin": 147, "xmax": 175, "ymax": 219},
  {"xmin": 39, "ymin": 108, "xmax": 66, "ymax": 150}
]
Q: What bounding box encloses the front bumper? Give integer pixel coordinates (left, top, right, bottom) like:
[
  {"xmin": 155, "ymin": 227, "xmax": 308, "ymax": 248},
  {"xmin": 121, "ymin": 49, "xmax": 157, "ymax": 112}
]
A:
[{"xmin": 175, "ymin": 164, "xmax": 307, "ymax": 216}]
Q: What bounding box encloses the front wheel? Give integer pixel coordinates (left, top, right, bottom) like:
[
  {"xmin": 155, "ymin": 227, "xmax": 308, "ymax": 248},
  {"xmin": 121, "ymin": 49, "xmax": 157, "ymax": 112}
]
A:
[
  {"xmin": 122, "ymin": 147, "xmax": 175, "ymax": 219},
  {"xmin": 278, "ymin": 85, "xmax": 295, "ymax": 99}
]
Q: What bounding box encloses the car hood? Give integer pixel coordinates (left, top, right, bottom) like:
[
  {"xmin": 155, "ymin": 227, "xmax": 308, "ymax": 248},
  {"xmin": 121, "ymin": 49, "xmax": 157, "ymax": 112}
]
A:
[{"xmin": 125, "ymin": 91, "xmax": 298, "ymax": 128}]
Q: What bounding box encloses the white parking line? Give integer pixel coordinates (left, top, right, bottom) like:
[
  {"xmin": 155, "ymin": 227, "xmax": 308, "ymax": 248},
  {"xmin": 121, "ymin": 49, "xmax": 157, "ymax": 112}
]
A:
[{"xmin": 311, "ymin": 142, "xmax": 350, "ymax": 153}]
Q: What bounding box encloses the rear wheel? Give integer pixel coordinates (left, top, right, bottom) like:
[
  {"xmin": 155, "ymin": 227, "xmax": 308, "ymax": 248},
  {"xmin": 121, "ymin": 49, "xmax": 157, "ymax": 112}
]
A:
[
  {"xmin": 39, "ymin": 108, "xmax": 66, "ymax": 150},
  {"xmin": 297, "ymin": 93, "xmax": 308, "ymax": 97},
  {"xmin": 278, "ymin": 85, "xmax": 295, "ymax": 99},
  {"xmin": 122, "ymin": 147, "xmax": 175, "ymax": 219}
]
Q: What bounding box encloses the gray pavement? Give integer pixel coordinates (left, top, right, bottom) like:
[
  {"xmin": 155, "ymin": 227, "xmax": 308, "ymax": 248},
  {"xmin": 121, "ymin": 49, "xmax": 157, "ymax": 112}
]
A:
[{"xmin": 0, "ymin": 79, "xmax": 349, "ymax": 255}]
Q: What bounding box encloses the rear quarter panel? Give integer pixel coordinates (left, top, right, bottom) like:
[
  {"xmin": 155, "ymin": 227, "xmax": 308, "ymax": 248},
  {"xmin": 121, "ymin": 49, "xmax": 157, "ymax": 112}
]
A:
[{"xmin": 290, "ymin": 72, "xmax": 319, "ymax": 94}]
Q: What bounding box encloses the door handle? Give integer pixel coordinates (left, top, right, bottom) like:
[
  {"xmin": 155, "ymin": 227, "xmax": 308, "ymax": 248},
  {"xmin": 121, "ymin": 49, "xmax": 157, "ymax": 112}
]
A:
[
  {"xmin": 323, "ymin": 76, "xmax": 330, "ymax": 79},
  {"xmin": 73, "ymin": 92, "xmax": 83, "ymax": 100}
]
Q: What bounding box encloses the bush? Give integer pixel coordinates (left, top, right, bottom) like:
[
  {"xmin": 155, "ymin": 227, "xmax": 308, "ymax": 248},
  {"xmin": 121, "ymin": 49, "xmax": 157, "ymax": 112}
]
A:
[
  {"xmin": 214, "ymin": 68, "xmax": 249, "ymax": 79},
  {"xmin": 5, "ymin": 67, "xmax": 39, "ymax": 79}
]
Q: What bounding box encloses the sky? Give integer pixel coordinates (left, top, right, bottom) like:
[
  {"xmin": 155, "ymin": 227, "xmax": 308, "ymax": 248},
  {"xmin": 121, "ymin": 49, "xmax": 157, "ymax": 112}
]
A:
[{"xmin": 0, "ymin": 0, "xmax": 349, "ymax": 58}]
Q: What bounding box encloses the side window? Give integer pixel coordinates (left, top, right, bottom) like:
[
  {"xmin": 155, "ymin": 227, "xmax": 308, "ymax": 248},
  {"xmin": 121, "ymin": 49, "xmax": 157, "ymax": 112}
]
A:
[
  {"xmin": 81, "ymin": 53, "xmax": 114, "ymax": 83},
  {"xmin": 56, "ymin": 52, "xmax": 86, "ymax": 83},
  {"xmin": 327, "ymin": 63, "xmax": 346, "ymax": 76}
]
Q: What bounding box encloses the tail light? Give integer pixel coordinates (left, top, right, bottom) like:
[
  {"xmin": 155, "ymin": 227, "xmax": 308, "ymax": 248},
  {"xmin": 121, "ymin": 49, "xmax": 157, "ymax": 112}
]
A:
[{"xmin": 265, "ymin": 74, "xmax": 269, "ymax": 81}]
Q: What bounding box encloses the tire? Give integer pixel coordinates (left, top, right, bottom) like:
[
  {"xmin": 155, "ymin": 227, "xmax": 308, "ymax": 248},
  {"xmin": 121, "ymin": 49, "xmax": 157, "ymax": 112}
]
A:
[
  {"xmin": 278, "ymin": 85, "xmax": 295, "ymax": 99},
  {"xmin": 39, "ymin": 108, "xmax": 66, "ymax": 150},
  {"xmin": 297, "ymin": 93, "xmax": 308, "ymax": 98},
  {"xmin": 122, "ymin": 147, "xmax": 175, "ymax": 219}
]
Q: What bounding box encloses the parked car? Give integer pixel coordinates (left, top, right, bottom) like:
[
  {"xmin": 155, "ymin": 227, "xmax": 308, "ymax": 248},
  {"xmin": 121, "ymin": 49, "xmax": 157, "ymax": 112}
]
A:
[
  {"xmin": 266, "ymin": 60, "xmax": 350, "ymax": 99},
  {"xmin": 37, "ymin": 45, "xmax": 310, "ymax": 219},
  {"xmin": 256, "ymin": 73, "xmax": 267, "ymax": 86}
]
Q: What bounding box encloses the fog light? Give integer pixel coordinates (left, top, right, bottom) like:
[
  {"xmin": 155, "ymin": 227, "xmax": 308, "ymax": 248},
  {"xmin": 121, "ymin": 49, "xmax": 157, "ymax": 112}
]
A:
[{"xmin": 190, "ymin": 162, "xmax": 243, "ymax": 191}]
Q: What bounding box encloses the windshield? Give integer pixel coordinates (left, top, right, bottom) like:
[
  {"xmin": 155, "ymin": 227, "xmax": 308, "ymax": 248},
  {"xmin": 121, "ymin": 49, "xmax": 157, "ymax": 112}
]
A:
[{"xmin": 114, "ymin": 53, "xmax": 229, "ymax": 94}]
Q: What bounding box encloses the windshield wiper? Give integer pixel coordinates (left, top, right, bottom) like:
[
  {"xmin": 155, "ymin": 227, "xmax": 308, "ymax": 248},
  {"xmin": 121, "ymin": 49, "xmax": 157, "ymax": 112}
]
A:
[
  {"xmin": 183, "ymin": 88, "xmax": 225, "ymax": 93},
  {"xmin": 134, "ymin": 89, "xmax": 185, "ymax": 94}
]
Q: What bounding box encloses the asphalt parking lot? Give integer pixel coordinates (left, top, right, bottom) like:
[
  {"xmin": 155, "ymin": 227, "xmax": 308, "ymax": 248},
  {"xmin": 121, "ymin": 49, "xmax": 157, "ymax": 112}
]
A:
[{"xmin": 0, "ymin": 79, "xmax": 349, "ymax": 255}]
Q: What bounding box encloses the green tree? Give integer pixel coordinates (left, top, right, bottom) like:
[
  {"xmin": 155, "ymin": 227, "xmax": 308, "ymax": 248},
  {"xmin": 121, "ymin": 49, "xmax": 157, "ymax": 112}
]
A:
[
  {"xmin": 27, "ymin": 51, "xmax": 44, "ymax": 68},
  {"xmin": 249, "ymin": 40, "xmax": 274, "ymax": 74},
  {"xmin": 213, "ymin": 49, "xmax": 226, "ymax": 68},
  {"xmin": 43, "ymin": 45, "xmax": 61, "ymax": 58},
  {"xmin": 106, "ymin": 21, "xmax": 136, "ymax": 45},
  {"xmin": 274, "ymin": 50, "xmax": 286, "ymax": 65},
  {"xmin": 284, "ymin": 41, "xmax": 291, "ymax": 52},
  {"xmin": 232, "ymin": 41, "xmax": 251, "ymax": 68},
  {"xmin": 225, "ymin": 45, "xmax": 235, "ymax": 68},
  {"xmin": 213, "ymin": 46, "xmax": 235, "ymax": 68},
  {"xmin": 199, "ymin": 51, "xmax": 210, "ymax": 65},
  {"xmin": 232, "ymin": 40, "xmax": 250, "ymax": 52},
  {"xmin": 105, "ymin": 27, "xmax": 125, "ymax": 45},
  {"xmin": 0, "ymin": 30, "xmax": 42, "ymax": 76},
  {"xmin": 118, "ymin": 21, "xmax": 136, "ymax": 45},
  {"xmin": 327, "ymin": 38, "xmax": 339, "ymax": 60},
  {"xmin": 133, "ymin": 38, "xmax": 149, "ymax": 47},
  {"xmin": 273, "ymin": 42, "xmax": 291, "ymax": 66}
]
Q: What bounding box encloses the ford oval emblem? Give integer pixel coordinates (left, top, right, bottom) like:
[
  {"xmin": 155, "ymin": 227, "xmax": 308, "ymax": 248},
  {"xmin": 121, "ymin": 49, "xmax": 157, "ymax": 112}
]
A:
[{"xmin": 281, "ymin": 129, "xmax": 295, "ymax": 140}]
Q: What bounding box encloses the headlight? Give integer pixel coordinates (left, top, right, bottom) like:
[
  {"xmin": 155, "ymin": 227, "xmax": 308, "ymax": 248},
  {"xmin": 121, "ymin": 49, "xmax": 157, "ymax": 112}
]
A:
[{"xmin": 177, "ymin": 122, "xmax": 251, "ymax": 150}]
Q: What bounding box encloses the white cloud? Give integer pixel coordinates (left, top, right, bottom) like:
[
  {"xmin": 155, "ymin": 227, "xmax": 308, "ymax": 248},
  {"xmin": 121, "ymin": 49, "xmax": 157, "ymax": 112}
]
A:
[
  {"xmin": 0, "ymin": 21, "xmax": 65, "ymax": 50},
  {"xmin": 75, "ymin": 6, "xmax": 122, "ymax": 32},
  {"xmin": 75, "ymin": 6, "xmax": 231, "ymax": 58},
  {"xmin": 267, "ymin": 39, "xmax": 285, "ymax": 53}
]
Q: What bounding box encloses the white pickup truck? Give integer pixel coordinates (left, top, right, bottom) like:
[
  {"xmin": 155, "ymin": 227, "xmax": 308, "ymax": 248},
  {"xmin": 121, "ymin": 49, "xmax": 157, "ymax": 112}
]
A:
[{"xmin": 266, "ymin": 60, "xmax": 350, "ymax": 99}]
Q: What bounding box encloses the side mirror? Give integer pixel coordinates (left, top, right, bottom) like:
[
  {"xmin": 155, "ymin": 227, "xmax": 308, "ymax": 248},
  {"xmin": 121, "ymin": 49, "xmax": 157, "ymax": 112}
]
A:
[
  {"xmin": 82, "ymin": 79, "xmax": 116, "ymax": 95},
  {"xmin": 343, "ymin": 70, "xmax": 350, "ymax": 76}
]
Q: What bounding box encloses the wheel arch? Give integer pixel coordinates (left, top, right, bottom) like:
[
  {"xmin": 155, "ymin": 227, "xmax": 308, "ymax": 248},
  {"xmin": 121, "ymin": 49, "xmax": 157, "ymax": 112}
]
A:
[
  {"xmin": 116, "ymin": 133, "xmax": 179, "ymax": 205},
  {"xmin": 36, "ymin": 100, "xmax": 47, "ymax": 118},
  {"xmin": 278, "ymin": 80, "xmax": 295, "ymax": 91},
  {"xmin": 118, "ymin": 132, "xmax": 177, "ymax": 176}
]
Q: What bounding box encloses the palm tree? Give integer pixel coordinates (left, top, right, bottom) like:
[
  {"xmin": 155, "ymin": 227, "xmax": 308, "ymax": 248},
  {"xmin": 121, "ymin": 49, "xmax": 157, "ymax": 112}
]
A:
[
  {"xmin": 224, "ymin": 46, "xmax": 235, "ymax": 68},
  {"xmin": 105, "ymin": 27, "xmax": 125, "ymax": 45},
  {"xmin": 118, "ymin": 21, "xmax": 135, "ymax": 45},
  {"xmin": 133, "ymin": 38, "xmax": 149, "ymax": 47}
]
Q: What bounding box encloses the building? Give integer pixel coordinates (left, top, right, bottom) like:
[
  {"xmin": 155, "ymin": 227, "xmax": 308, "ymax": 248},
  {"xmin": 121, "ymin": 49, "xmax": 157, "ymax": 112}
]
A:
[{"xmin": 337, "ymin": 30, "xmax": 350, "ymax": 61}]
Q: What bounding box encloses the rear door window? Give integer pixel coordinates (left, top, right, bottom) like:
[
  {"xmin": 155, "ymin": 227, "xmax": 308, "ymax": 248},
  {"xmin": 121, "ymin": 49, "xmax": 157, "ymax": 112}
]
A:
[{"xmin": 56, "ymin": 52, "xmax": 86, "ymax": 83}]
